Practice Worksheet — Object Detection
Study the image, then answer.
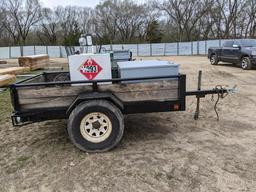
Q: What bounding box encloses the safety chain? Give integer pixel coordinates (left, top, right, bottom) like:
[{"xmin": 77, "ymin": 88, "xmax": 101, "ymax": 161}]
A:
[{"xmin": 211, "ymin": 85, "xmax": 229, "ymax": 121}]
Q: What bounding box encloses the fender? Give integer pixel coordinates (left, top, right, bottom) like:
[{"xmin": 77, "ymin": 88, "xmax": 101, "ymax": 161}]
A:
[{"xmin": 66, "ymin": 92, "xmax": 124, "ymax": 116}]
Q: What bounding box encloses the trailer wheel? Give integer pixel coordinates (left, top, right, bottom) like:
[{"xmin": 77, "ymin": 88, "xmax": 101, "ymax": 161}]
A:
[
  {"xmin": 68, "ymin": 100, "xmax": 124, "ymax": 152},
  {"xmin": 241, "ymin": 57, "xmax": 252, "ymax": 70},
  {"xmin": 210, "ymin": 54, "xmax": 218, "ymax": 65}
]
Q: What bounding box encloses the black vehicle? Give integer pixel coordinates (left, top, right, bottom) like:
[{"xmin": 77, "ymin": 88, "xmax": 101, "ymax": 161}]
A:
[
  {"xmin": 208, "ymin": 39, "xmax": 256, "ymax": 70},
  {"xmin": 9, "ymin": 71, "xmax": 235, "ymax": 152}
]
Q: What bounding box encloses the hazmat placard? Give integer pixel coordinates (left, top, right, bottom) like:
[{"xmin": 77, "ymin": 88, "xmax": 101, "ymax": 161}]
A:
[{"xmin": 68, "ymin": 53, "xmax": 112, "ymax": 84}]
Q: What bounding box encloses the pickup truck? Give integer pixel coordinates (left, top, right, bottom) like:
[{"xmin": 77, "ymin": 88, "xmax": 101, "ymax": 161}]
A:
[{"xmin": 208, "ymin": 39, "xmax": 256, "ymax": 70}]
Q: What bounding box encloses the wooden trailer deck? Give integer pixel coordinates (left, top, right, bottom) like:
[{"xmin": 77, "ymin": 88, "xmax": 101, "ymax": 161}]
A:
[{"xmin": 11, "ymin": 72, "xmax": 182, "ymax": 113}]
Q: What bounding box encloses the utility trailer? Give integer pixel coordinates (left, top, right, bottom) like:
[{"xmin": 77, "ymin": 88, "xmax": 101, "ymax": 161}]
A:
[{"xmin": 9, "ymin": 71, "xmax": 235, "ymax": 152}]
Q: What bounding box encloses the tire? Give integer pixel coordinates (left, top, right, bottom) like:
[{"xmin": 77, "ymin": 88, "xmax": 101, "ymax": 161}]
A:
[
  {"xmin": 210, "ymin": 54, "xmax": 218, "ymax": 65},
  {"xmin": 240, "ymin": 57, "xmax": 252, "ymax": 70},
  {"xmin": 68, "ymin": 100, "xmax": 124, "ymax": 152}
]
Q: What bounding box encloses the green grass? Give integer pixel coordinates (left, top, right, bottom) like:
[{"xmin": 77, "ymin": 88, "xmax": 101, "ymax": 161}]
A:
[{"xmin": 0, "ymin": 90, "xmax": 12, "ymax": 122}]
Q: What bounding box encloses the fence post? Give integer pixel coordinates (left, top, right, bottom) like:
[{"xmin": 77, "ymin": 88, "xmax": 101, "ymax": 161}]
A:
[
  {"xmin": 46, "ymin": 46, "xmax": 48, "ymax": 55},
  {"xmin": 137, "ymin": 44, "xmax": 139, "ymax": 56},
  {"xmin": 150, "ymin": 43, "xmax": 152, "ymax": 56},
  {"xmin": 59, "ymin": 46, "xmax": 63, "ymax": 58},
  {"xmin": 34, "ymin": 45, "xmax": 36, "ymax": 55},
  {"xmin": 164, "ymin": 43, "xmax": 166, "ymax": 56},
  {"xmin": 177, "ymin": 42, "xmax": 179, "ymax": 56},
  {"xmin": 197, "ymin": 41, "xmax": 199, "ymax": 55},
  {"xmin": 20, "ymin": 46, "xmax": 23, "ymax": 57},
  {"xmin": 219, "ymin": 39, "xmax": 221, "ymax": 47},
  {"xmin": 9, "ymin": 46, "xmax": 11, "ymax": 59},
  {"xmin": 191, "ymin": 42, "xmax": 193, "ymax": 55},
  {"xmin": 205, "ymin": 40, "xmax": 207, "ymax": 54}
]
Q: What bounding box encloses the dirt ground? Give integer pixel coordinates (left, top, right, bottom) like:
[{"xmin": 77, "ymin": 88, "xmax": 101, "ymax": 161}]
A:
[{"xmin": 0, "ymin": 56, "xmax": 256, "ymax": 192}]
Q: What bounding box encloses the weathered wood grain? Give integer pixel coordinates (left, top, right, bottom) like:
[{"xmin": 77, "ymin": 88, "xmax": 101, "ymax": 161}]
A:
[
  {"xmin": 0, "ymin": 60, "xmax": 7, "ymax": 64},
  {"xmin": 20, "ymin": 96, "xmax": 75, "ymax": 109},
  {"xmin": 0, "ymin": 67, "xmax": 30, "ymax": 75},
  {"xmin": 0, "ymin": 75, "xmax": 16, "ymax": 87},
  {"xmin": 18, "ymin": 80, "xmax": 178, "ymax": 98},
  {"xmin": 18, "ymin": 54, "xmax": 49, "ymax": 71},
  {"xmin": 17, "ymin": 79, "xmax": 179, "ymax": 110}
]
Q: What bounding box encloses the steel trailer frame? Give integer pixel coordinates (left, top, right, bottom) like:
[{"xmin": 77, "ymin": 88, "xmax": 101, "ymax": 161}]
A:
[{"xmin": 9, "ymin": 72, "xmax": 230, "ymax": 127}]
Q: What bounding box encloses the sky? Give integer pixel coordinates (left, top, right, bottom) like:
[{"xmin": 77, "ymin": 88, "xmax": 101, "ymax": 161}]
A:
[
  {"xmin": 40, "ymin": 0, "xmax": 102, "ymax": 8},
  {"xmin": 40, "ymin": 0, "xmax": 145, "ymax": 9}
]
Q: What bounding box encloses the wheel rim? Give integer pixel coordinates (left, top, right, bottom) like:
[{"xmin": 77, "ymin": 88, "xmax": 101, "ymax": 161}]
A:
[
  {"xmin": 210, "ymin": 56, "xmax": 216, "ymax": 64},
  {"xmin": 241, "ymin": 59, "xmax": 248, "ymax": 69},
  {"xmin": 80, "ymin": 112, "xmax": 112, "ymax": 143}
]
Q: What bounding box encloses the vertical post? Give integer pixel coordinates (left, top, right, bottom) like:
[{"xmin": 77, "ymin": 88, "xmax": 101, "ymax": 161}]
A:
[
  {"xmin": 191, "ymin": 42, "xmax": 193, "ymax": 55},
  {"xmin": 59, "ymin": 46, "xmax": 62, "ymax": 58},
  {"xmin": 194, "ymin": 70, "xmax": 202, "ymax": 120},
  {"xmin": 177, "ymin": 42, "xmax": 179, "ymax": 56},
  {"xmin": 164, "ymin": 43, "xmax": 166, "ymax": 56},
  {"xmin": 197, "ymin": 41, "xmax": 199, "ymax": 55},
  {"xmin": 219, "ymin": 39, "xmax": 221, "ymax": 47},
  {"xmin": 9, "ymin": 46, "xmax": 11, "ymax": 59},
  {"xmin": 150, "ymin": 43, "xmax": 152, "ymax": 56},
  {"xmin": 137, "ymin": 44, "xmax": 139, "ymax": 56},
  {"xmin": 179, "ymin": 74, "xmax": 186, "ymax": 111},
  {"xmin": 92, "ymin": 82, "xmax": 98, "ymax": 92},
  {"xmin": 205, "ymin": 40, "xmax": 207, "ymax": 55},
  {"xmin": 20, "ymin": 46, "xmax": 23, "ymax": 57},
  {"xmin": 46, "ymin": 46, "xmax": 49, "ymax": 55},
  {"xmin": 34, "ymin": 45, "xmax": 36, "ymax": 55}
]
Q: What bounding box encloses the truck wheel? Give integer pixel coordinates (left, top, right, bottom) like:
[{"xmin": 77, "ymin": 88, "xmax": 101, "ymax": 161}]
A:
[
  {"xmin": 68, "ymin": 100, "xmax": 124, "ymax": 152},
  {"xmin": 210, "ymin": 54, "xmax": 218, "ymax": 65},
  {"xmin": 241, "ymin": 57, "xmax": 252, "ymax": 70}
]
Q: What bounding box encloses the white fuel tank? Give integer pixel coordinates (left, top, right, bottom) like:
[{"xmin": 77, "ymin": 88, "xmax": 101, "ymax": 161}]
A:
[{"xmin": 68, "ymin": 53, "xmax": 112, "ymax": 84}]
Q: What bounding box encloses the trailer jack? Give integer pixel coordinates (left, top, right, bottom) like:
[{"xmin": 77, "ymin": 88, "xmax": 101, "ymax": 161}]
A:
[{"xmin": 186, "ymin": 71, "xmax": 237, "ymax": 121}]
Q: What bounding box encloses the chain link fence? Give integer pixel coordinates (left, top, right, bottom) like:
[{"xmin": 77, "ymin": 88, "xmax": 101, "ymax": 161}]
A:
[{"xmin": 0, "ymin": 39, "xmax": 228, "ymax": 59}]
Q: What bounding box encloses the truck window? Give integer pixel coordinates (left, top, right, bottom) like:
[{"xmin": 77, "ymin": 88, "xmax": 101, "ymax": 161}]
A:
[
  {"xmin": 223, "ymin": 41, "xmax": 234, "ymax": 47},
  {"xmin": 233, "ymin": 40, "xmax": 241, "ymax": 47}
]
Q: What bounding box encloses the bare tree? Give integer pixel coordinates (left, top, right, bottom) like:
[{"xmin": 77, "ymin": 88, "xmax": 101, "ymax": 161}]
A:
[
  {"xmin": 212, "ymin": 0, "xmax": 246, "ymax": 38},
  {"xmin": 113, "ymin": 0, "xmax": 146, "ymax": 42},
  {"xmin": 93, "ymin": 0, "xmax": 119, "ymax": 44},
  {"xmin": 77, "ymin": 7, "xmax": 93, "ymax": 35},
  {"xmin": 0, "ymin": 0, "xmax": 256, "ymax": 46},
  {"xmin": 244, "ymin": 0, "xmax": 256, "ymax": 38},
  {"xmin": 155, "ymin": 0, "xmax": 215, "ymax": 41},
  {"xmin": 3, "ymin": 0, "xmax": 42, "ymax": 46},
  {"xmin": 37, "ymin": 8, "xmax": 60, "ymax": 45},
  {"xmin": 0, "ymin": 6, "xmax": 5, "ymax": 34}
]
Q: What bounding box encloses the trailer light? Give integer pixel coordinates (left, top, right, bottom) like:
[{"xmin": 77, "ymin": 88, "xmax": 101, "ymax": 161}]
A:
[{"xmin": 174, "ymin": 104, "xmax": 180, "ymax": 110}]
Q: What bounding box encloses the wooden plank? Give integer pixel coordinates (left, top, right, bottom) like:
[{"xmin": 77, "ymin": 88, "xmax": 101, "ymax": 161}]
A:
[
  {"xmin": 0, "ymin": 60, "xmax": 7, "ymax": 64},
  {"xmin": 19, "ymin": 89, "xmax": 177, "ymax": 105},
  {"xmin": 114, "ymin": 90, "xmax": 178, "ymax": 102},
  {"xmin": 20, "ymin": 97, "xmax": 75, "ymax": 110},
  {"xmin": 17, "ymin": 79, "xmax": 179, "ymax": 109},
  {"xmin": 0, "ymin": 67, "xmax": 30, "ymax": 75},
  {"xmin": 17, "ymin": 80, "xmax": 178, "ymax": 98},
  {"xmin": 0, "ymin": 75, "xmax": 16, "ymax": 87},
  {"xmin": 18, "ymin": 54, "xmax": 49, "ymax": 71}
]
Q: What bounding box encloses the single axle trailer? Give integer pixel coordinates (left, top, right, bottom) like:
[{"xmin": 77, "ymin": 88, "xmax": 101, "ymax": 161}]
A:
[{"xmin": 9, "ymin": 71, "xmax": 236, "ymax": 152}]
